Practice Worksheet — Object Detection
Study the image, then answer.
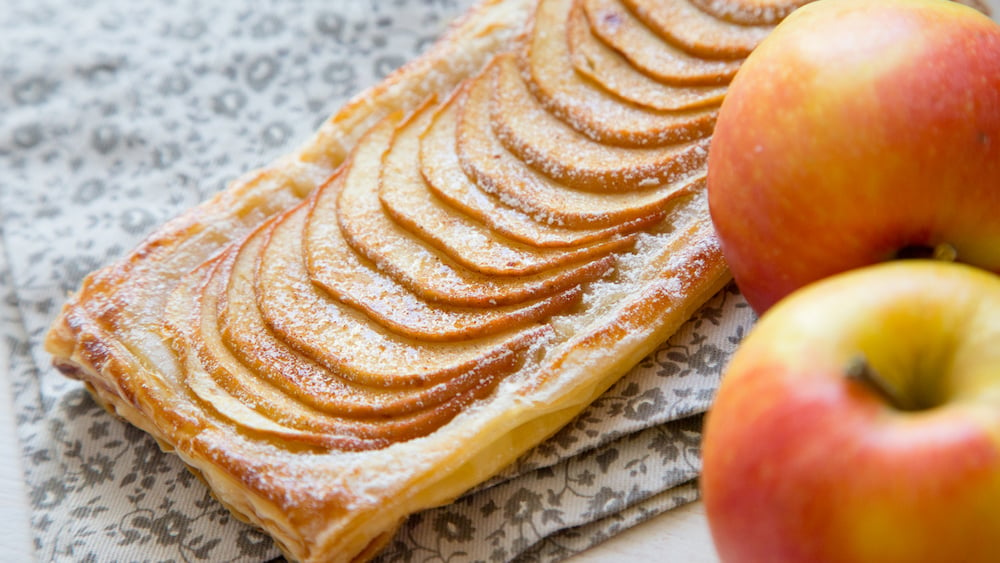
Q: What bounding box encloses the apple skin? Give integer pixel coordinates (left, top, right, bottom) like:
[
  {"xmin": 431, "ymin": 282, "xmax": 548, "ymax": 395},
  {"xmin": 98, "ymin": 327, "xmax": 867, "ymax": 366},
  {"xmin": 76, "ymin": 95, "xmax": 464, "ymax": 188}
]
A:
[
  {"xmin": 707, "ymin": 0, "xmax": 1000, "ymax": 313},
  {"xmin": 701, "ymin": 261, "xmax": 1000, "ymax": 563}
]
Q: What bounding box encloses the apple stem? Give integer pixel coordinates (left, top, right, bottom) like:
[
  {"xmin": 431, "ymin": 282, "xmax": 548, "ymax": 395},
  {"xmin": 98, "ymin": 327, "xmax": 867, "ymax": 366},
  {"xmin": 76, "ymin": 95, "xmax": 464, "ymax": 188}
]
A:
[
  {"xmin": 845, "ymin": 356, "xmax": 913, "ymax": 411},
  {"xmin": 933, "ymin": 242, "xmax": 958, "ymax": 262}
]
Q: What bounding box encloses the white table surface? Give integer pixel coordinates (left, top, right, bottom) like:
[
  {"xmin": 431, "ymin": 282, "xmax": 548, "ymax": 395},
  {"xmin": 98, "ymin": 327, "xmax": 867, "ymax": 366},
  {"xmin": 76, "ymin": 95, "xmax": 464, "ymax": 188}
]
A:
[
  {"xmin": 1, "ymin": 341, "xmax": 35, "ymax": 560},
  {"xmin": 3, "ymin": 1, "xmax": 996, "ymax": 561}
]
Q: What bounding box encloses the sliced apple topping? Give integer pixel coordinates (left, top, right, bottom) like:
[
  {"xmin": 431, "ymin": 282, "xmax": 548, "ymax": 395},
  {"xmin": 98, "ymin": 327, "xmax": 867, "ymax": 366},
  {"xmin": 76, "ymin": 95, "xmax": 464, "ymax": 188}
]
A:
[
  {"xmin": 525, "ymin": 0, "xmax": 718, "ymax": 147},
  {"xmin": 331, "ymin": 113, "xmax": 616, "ymax": 307},
  {"xmin": 420, "ymin": 85, "xmax": 668, "ymax": 246},
  {"xmin": 458, "ymin": 63, "xmax": 703, "ymax": 228},
  {"xmin": 584, "ymin": 0, "xmax": 742, "ymax": 85},
  {"xmin": 567, "ymin": 0, "xmax": 727, "ymax": 111},
  {"xmin": 492, "ymin": 53, "xmax": 712, "ymax": 192},
  {"xmin": 306, "ymin": 173, "xmax": 584, "ymax": 342},
  {"xmin": 622, "ymin": 0, "xmax": 773, "ymax": 60},
  {"xmin": 166, "ymin": 230, "xmax": 535, "ymax": 451},
  {"xmin": 380, "ymin": 93, "xmax": 637, "ymax": 276},
  {"xmin": 256, "ymin": 205, "xmax": 552, "ymax": 390},
  {"xmin": 172, "ymin": 256, "xmax": 388, "ymax": 451}
]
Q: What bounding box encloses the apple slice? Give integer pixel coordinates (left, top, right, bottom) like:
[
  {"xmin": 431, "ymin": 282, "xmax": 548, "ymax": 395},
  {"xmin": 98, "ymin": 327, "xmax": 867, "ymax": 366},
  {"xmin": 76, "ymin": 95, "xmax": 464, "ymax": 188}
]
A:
[
  {"xmin": 332, "ymin": 112, "xmax": 616, "ymax": 307},
  {"xmin": 207, "ymin": 241, "xmax": 509, "ymax": 417},
  {"xmin": 171, "ymin": 254, "xmax": 388, "ymax": 451},
  {"xmin": 567, "ymin": 0, "xmax": 727, "ymax": 111},
  {"xmin": 688, "ymin": 0, "xmax": 809, "ymax": 25},
  {"xmin": 419, "ymin": 85, "xmax": 667, "ymax": 247},
  {"xmin": 622, "ymin": 0, "xmax": 773, "ymax": 60},
  {"xmin": 166, "ymin": 229, "xmax": 528, "ymax": 451},
  {"xmin": 584, "ymin": 0, "xmax": 742, "ymax": 85},
  {"xmin": 379, "ymin": 93, "xmax": 638, "ymax": 276},
  {"xmin": 457, "ymin": 64, "xmax": 705, "ymax": 228},
  {"xmin": 305, "ymin": 173, "xmax": 584, "ymax": 342},
  {"xmin": 525, "ymin": 0, "xmax": 717, "ymax": 147},
  {"xmin": 492, "ymin": 53, "xmax": 711, "ymax": 192},
  {"xmin": 252, "ymin": 203, "xmax": 553, "ymax": 389}
]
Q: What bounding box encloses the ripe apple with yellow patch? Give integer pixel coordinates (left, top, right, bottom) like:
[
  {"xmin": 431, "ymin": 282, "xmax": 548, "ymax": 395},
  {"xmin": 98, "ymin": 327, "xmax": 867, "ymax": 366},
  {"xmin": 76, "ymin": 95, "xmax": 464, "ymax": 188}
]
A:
[
  {"xmin": 701, "ymin": 261, "xmax": 1000, "ymax": 563},
  {"xmin": 707, "ymin": 0, "xmax": 1000, "ymax": 313}
]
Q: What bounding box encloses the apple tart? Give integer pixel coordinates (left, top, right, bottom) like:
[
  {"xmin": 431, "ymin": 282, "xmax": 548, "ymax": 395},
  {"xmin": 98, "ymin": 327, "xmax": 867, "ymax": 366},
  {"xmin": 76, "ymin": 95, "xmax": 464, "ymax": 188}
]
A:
[{"xmin": 40, "ymin": 0, "xmax": 862, "ymax": 560}]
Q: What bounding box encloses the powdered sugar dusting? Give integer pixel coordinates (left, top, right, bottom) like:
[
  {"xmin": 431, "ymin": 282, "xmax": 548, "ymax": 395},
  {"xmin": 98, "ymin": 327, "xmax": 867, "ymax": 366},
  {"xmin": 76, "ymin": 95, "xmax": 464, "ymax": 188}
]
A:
[
  {"xmin": 421, "ymin": 95, "xmax": 664, "ymax": 246},
  {"xmin": 622, "ymin": 0, "xmax": 773, "ymax": 59},
  {"xmin": 525, "ymin": 0, "xmax": 718, "ymax": 148},
  {"xmin": 567, "ymin": 0, "xmax": 728, "ymax": 111},
  {"xmin": 584, "ymin": 0, "xmax": 742, "ymax": 85},
  {"xmin": 458, "ymin": 63, "xmax": 701, "ymax": 228},
  {"xmin": 493, "ymin": 53, "xmax": 712, "ymax": 191}
]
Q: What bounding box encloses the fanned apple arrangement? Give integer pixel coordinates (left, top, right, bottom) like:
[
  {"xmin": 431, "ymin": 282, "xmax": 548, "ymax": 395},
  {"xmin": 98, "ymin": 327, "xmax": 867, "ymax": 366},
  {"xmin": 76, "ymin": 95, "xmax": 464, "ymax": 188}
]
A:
[
  {"xmin": 43, "ymin": 0, "xmax": 999, "ymax": 561},
  {"xmin": 152, "ymin": 0, "xmax": 745, "ymax": 459}
]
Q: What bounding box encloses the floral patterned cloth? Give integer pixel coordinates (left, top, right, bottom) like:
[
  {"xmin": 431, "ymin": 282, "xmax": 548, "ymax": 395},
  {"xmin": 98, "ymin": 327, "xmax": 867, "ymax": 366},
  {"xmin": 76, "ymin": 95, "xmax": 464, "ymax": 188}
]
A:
[{"xmin": 0, "ymin": 1, "xmax": 756, "ymax": 561}]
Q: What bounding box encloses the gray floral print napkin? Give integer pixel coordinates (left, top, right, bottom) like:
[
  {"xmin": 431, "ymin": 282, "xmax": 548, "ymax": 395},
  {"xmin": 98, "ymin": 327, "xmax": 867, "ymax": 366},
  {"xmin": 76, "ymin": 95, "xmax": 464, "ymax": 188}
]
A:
[{"xmin": 0, "ymin": 1, "xmax": 755, "ymax": 561}]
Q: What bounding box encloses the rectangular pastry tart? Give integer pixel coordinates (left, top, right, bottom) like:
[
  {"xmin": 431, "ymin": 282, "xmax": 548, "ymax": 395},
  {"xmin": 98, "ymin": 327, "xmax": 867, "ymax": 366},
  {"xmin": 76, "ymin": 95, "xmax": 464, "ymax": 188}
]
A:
[{"xmin": 34, "ymin": 0, "xmax": 827, "ymax": 560}]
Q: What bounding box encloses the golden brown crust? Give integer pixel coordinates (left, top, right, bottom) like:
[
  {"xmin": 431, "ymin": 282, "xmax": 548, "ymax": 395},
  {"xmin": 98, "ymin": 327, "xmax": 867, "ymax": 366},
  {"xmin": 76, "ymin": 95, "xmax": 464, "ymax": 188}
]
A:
[{"xmin": 45, "ymin": 0, "xmax": 737, "ymax": 561}]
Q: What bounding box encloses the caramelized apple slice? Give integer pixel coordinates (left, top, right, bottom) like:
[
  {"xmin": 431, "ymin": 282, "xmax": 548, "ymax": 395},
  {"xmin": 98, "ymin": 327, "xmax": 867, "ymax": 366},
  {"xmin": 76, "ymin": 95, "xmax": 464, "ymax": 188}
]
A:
[
  {"xmin": 492, "ymin": 53, "xmax": 711, "ymax": 192},
  {"xmin": 420, "ymin": 86, "xmax": 667, "ymax": 247},
  {"xmin": 458, "ymin": 64, "xmax": 704, "ymax": 228},
  {"xmin": 583, "ymin": 0, "xmax": 741, "ymax": 85},
  {"xmin": 166, "ymin": 235, "xmax": 523, "ymax": 451},
  {"xmin": 380, "ymin": 93, "xmax": 638, "ymax": 275},
  {"xmin": 171, "ymin": 255, "xmax": 383, "ymax": 451},
  {"xmin": 688, "ymin": 0, "xmax": 808, "ymax": 25},
  {"xmin": 524, "ymin": 0, "xmax": 717, "ymax": 148},
  {"xmin": 567, "ymin": 0, "xmax": 727, "ymax": 111},
  {"xmin": 253, "ymin": 202, "xmax": 553, "ymax": 390},
  {"xmin": 332, "ymin": 112, "xmax": 616, "ymax": 307},
  {"xmin": 303, "ymin": 174, "xmax": 583, "ymax": 341},
  {"xmin": 621, "ymin": 0, "xmax": 772, "ymax": 59}
]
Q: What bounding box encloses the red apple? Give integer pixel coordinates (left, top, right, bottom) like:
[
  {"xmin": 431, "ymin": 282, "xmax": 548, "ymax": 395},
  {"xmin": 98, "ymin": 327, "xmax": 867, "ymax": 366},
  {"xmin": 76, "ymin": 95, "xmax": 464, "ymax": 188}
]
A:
[
  {"xmin": 707, "ymin": 0, "xmax": 1000, "ymax": 313},
  {"xmin": 701, "ymin": 260, "xmax": 1000, "ymax": 563}
]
